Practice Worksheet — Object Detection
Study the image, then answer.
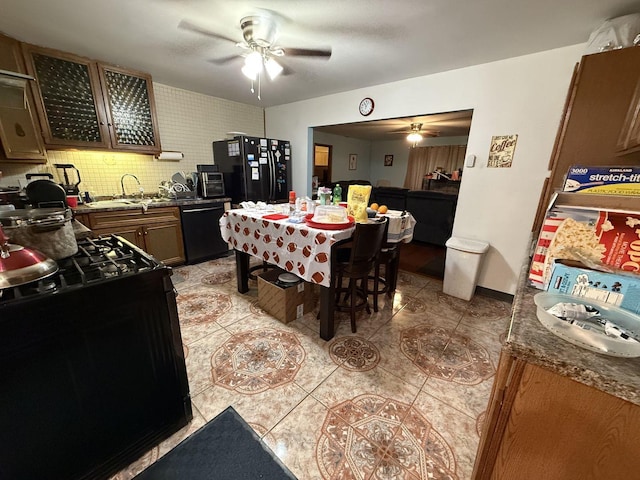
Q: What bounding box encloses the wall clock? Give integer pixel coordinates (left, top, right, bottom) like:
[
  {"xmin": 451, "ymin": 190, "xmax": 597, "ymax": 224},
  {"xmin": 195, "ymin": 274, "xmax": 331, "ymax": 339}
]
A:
[{"xmin": 359, "ymin": 97, "xmax": 374, "ymax": 116}]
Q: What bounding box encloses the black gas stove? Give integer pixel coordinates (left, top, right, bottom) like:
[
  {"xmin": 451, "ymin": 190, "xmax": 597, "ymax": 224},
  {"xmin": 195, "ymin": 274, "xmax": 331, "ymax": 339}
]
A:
[
  {"xmin": 0, "ymin": 235, "xmax": 192, "ymax": 480},
  {"xmin": 1, "ymin": 235, "xmax": 159, "ymax": 304}
]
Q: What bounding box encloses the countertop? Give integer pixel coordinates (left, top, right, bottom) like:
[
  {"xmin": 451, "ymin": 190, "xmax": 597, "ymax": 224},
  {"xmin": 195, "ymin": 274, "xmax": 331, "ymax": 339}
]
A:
[
  {"xmin": 506, "ymin": 262, "xmax": 640, "ymax": 406},
  {"xmin": 72, "ymin": 197, "xmax": 231, "ymax": 213}
]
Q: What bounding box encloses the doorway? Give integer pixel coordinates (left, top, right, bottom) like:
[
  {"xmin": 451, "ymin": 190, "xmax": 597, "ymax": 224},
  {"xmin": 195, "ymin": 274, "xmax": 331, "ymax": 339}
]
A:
[{"xmin": 313, "ymin": 143, "xmax": 332, "ymax": 190}]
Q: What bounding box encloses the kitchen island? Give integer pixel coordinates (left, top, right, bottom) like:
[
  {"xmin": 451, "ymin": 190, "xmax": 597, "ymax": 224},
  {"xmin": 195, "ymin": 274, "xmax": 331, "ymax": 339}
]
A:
[{"xmin": 473, "ymin": 264, "xmax": 640, "ymax": 480}]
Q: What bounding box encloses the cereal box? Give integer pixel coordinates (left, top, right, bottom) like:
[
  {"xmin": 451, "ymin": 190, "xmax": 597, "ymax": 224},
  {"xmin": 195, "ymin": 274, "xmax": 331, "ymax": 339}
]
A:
[
  {"xmin": 547, "ymin": 262, "xmax": 640, "ymax": 315},
  {"xmin": 529, "ymin": 207, "xmax": 640, "ymax": 289},
  {"xmin": 563, "ymin": 166, "xmax": 640, "ymax": 196}
]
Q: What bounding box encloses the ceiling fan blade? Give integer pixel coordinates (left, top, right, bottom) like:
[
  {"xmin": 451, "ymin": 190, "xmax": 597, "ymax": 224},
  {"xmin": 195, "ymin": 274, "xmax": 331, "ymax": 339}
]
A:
[
  {"xmin": 208, "ymin": 55, "xmax": 242, "ymax": 65},
  {"xmin": 282, "ymin": 47, "xmax": 332, "ymax": 58},
  {"xmin": 178, "ymin": 20, "xmax": 238, "ymax": 44}
]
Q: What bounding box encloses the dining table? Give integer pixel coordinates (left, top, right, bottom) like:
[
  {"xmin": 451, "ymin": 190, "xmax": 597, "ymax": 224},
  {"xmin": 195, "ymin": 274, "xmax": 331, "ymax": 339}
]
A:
[{"xmin": 219, "ymin": 207, "xmax": 415, "ymax": 340}]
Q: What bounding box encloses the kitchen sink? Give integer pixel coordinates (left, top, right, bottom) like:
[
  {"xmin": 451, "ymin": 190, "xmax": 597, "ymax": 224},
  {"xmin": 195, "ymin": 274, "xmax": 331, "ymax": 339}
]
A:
[
  {"xmin": 86, "ymin": 198, "xmax": 172, "ymax": 208},
  {"xmin": 86, "ymin": 199, "xmax": 142, "ymax": 208}
]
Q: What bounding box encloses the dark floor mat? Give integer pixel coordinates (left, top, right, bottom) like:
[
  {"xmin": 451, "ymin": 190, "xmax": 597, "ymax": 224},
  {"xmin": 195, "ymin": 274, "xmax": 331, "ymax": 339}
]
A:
[
  {"xmin": 134, "ymin": 407, "xmax": 296, "ymax": 480},
  {"xmin": 417, "ymin": 254, "xmax": 446, "ymax": 278}
]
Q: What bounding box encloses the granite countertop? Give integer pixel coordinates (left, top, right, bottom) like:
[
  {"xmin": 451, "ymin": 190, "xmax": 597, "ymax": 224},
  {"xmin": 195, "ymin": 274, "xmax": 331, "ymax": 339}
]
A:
[
  {"xmin": 505, "ymin": 263, "xmax": 640, "ymax": 406},
  {"xmin": 73, "ymin": 197, "xmax": 231, "ymax": 213}
]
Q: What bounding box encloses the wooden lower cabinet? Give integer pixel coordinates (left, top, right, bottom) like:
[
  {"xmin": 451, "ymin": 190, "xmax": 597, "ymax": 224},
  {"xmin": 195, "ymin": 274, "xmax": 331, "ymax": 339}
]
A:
[
  {"xmin": 473, "ymin": 352, "xmax": 640, "ymax": 480},
  {"xmin": 77, "ymin": 207, "xmax": 185, "ymax": 266}
]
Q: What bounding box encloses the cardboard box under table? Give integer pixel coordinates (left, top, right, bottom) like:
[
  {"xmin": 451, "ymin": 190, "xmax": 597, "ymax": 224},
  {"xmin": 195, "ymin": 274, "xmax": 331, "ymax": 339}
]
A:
[{"xmin": 258, "ymin": 269, "xmax": 316, "ymax": 323}]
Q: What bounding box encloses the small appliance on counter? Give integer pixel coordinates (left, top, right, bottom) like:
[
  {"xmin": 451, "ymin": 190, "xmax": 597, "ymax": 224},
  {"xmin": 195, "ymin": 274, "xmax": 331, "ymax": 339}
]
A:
[
  {"xmin": 196, "ymin": 164, "xmax": 225, "ymax": 198},
  {"xmin": 54, "ymin": 163, "xmax": 81, "ymax": 195}
]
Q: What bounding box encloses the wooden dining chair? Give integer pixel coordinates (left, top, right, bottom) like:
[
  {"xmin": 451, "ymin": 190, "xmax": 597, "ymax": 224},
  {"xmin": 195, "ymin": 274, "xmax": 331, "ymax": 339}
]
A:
[
  {"xmin": 369, "ymin": 231, "xmax": 401, "ymax": 312},
  {"xmin": 332, "ymin": 217, "xmax": 388, "ymax": 333}
]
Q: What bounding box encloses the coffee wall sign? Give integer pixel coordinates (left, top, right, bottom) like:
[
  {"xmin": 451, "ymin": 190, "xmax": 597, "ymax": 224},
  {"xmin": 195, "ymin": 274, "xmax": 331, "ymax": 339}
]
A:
[{"xmin": 488, "ymin": 134, "xmax": 518, "ymax": 168}]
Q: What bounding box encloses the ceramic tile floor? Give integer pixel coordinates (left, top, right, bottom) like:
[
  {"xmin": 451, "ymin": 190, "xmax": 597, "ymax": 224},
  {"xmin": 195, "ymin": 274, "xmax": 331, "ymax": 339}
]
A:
[{"xmin": 111, "ymin": 254, "xmax": 513, "ymax": 480}]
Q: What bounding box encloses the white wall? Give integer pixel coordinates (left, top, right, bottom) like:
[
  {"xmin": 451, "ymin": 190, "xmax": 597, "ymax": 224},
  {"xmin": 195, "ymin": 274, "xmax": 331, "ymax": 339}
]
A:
[
  {"xmin": 313, "ymin": 131, "xmax": 371, "ymax": 182},
  {"xmin": 266, "ymin": 44, "xmax": 585, "ymax": 295}
]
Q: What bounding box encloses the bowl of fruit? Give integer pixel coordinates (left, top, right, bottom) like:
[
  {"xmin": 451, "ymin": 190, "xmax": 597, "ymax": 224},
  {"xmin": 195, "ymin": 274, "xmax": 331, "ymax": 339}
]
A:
[{"xmin": 367, "ymin": 203, "xmax": 388, "ymax": 217}]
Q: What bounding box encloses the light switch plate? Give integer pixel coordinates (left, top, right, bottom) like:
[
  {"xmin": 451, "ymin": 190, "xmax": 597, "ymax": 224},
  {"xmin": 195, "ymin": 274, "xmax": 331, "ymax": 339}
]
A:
[{"xmin": 465, "ymin": 154, "xmax": 476, "ymax": 168}]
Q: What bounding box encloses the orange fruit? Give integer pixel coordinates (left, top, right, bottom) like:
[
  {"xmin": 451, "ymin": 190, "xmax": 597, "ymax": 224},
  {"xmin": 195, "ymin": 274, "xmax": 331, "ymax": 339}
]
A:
[
  {"xmin": 378, "ymin": 205, "xmax": 388, "ymax": 214},
  {"xmin": 370, "ymin": 203, "xmax": 379, "ymax": 211}
]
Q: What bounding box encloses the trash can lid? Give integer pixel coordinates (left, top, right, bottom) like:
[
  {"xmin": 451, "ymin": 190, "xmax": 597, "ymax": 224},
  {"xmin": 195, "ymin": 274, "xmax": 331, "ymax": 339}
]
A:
[{"xmin": 445, "ymin": 236, "xmax": 490, "ymax": 253}]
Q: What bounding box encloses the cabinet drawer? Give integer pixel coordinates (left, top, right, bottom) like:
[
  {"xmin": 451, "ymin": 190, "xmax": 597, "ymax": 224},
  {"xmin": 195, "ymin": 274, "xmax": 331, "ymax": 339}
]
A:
[{"xmin": 87, "ymin": 206, "xmax": 180, "ymax": 230}]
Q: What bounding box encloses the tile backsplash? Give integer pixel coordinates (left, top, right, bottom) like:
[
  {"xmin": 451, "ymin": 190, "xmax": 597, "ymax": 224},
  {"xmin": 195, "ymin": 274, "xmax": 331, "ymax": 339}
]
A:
[{"xmin": 0, "ymin": 83, "xmax": 264, "ymax": 197}]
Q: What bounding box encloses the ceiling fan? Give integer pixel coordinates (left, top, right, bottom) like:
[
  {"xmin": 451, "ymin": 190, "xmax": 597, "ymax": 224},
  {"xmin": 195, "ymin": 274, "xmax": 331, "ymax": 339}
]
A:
[
  {"xmin": 178, "ymin": 13, "xmax": 332, "ymax": 99},
  {"xmin": 388, "ymin": 122, "xmax": 440, "ymax": 145}
]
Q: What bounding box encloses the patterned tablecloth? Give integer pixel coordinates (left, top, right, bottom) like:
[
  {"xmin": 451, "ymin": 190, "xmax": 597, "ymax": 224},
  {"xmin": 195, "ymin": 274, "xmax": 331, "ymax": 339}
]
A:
[
  {"xmin": 220, "ymin": 209, "xmax": 354, "ymax": 287},
  {"xmin": 220, "ymin": 209, "xmax": 416, "ymax": 288},
  {"xmin": 379, "ymin": 209, "xmax": 416, "ymax": 243}
]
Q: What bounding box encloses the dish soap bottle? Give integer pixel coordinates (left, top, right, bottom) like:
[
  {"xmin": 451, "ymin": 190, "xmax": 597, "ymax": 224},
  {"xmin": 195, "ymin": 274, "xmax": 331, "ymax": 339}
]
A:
[{"xmin": 333, "ymin": 184, "xmax": 342, "ymax": 205}]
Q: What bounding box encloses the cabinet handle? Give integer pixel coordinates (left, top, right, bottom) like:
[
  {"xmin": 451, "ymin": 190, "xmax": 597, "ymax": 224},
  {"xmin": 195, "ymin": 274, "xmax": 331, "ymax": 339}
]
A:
[{"xmin": 137, "ymin": 230, "xmax": 142, "ymax": 236}]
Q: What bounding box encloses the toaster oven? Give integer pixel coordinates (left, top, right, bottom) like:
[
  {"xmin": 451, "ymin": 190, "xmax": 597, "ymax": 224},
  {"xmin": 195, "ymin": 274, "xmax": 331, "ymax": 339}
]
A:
[{"xmin": 200, "ymin": 172, "xmax": 225, "ymax": 198}]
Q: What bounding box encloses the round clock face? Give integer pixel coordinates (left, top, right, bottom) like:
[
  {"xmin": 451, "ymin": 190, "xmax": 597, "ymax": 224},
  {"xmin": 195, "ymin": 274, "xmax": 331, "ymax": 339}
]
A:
[{"xmin": 359, "ymin": 97, "xmax": 374, "ymax": 116}]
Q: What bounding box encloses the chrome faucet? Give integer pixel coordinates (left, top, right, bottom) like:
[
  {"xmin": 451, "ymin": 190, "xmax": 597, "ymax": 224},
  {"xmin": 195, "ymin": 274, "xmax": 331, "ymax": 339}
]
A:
[{"xmin": 120, "ymin": 174, "xmax": 143, "ymax": 198}]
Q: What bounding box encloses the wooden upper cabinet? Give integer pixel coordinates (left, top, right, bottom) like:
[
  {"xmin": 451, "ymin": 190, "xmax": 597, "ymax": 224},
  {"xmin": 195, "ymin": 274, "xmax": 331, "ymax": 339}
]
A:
[
  {"xmin": 616, "ymin": 78, "xmax": 640, "ymax": 155},
  {"xmin": 533, "ymin": 47, "xmax": 640, "ymax": 232},
  {"xmin": 22, "ymin": 44, "xmax": 110, "ymax": 149},
  {"xmin": 0, "ymin": 34, "xmax": 47, "ymax": 162},
  {"xmin": 97, "ymin": 64, "xmax": 161, "ymax": 153},
  {"xmin": 22, "ymin": 43, "xmax": 161, "ymax": 153}
]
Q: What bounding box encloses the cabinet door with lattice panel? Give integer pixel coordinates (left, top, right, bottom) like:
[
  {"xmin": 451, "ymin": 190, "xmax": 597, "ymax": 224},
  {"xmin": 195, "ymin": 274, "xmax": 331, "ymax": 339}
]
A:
[
  {"xmin": 22, "ymin": 44, "xmax": 110, "ymax": 149},
  {"xmin": 98, "ymin": 63, "xmax": 161, "ymax": 154}
]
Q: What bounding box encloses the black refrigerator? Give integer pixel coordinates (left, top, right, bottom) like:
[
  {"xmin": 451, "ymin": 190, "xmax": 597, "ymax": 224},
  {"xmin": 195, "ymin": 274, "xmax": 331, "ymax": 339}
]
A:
[{"xmin": 213, "ymin": 136, "xmax": 291, "ymax": 205}]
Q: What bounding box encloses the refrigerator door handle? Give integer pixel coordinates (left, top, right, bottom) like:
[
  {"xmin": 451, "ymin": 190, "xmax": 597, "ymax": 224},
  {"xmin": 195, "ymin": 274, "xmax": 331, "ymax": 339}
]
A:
[{"xmin": 269, "ymin": 152, "xmax": 275, "ymax": 200}]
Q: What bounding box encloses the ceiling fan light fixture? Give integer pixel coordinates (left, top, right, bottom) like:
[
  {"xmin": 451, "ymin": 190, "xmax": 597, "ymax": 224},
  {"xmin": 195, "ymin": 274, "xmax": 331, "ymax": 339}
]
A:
[
  {"xmin": 245, "ymin": 51, "xmax": 263, "ymax": 71},
  {"xmin": 265, "ymin": 57, "xmax": 283, "ymax": 80},
  {"xmin": 407, "ymin": 132, "xmax": 423, "ymax": 143},
  {"xmin": 241, "ymin": 64, "xmax": 257, "ymax": 80}
]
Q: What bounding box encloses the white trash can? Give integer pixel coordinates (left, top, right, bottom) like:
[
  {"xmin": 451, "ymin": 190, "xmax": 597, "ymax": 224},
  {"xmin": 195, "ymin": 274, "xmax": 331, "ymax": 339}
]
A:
[{"xmin": 443, "ymin": 236, "xmax": 490, "ymax": 301}]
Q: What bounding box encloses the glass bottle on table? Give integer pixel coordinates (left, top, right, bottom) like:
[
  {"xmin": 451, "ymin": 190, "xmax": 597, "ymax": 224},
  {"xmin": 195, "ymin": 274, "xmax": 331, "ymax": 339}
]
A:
[{"xmin": 332, "ymin": 184, "xmax": 342, "ymax": 205}]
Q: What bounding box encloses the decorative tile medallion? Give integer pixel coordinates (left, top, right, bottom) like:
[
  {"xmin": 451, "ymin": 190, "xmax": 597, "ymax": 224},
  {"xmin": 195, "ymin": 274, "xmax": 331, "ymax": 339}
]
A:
[
  {"xmin": 211, "ymin": 328, "xmax": 305, "ymax": 394},
  {"xmin": 316, "ymin": 394, "xmax": 458, "ymax": 479},
  {"xmin": 177, "ymin": 291, "xmax": 232, "ymax": 325},
  {"xmin": 250, "ymin": 299, "xmax": 267, "ymax": 316},
  {"xmin": 401, "ymin": 297, "xmax": 427, "ymax": 313},
  {"xmin": 401, "ymin": 325, "xmax": 495, "ymax": 385},
  {"xmin": 201, "ymin": 271, "xmax": 234, "ymax": 285},
  {"xmin": 329, "ymin": 336, "xmax": 380, "ymax": 371}
]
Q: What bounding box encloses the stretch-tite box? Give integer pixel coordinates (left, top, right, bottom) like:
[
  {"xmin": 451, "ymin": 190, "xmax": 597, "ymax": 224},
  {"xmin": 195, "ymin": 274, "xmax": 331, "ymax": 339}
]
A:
[{"xmin": 563, "ymin": 166, "xmax": 640, "ymax": 195}]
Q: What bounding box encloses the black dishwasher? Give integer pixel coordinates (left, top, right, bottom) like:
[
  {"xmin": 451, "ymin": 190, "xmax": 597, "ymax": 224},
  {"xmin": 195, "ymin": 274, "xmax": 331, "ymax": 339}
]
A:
[{"xmin": 180, "ymin": 201, "xmax": 229, "ymax": 264}]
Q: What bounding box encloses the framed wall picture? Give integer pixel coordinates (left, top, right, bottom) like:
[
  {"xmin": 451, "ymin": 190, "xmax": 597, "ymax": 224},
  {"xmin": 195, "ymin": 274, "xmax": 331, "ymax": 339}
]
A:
[
  {"xmin": 384, "ymin": 154, "xmax": 394, "ymax": 166},
  {"xmin": 349, "ymin": 153, "xmax": 357, "ymax": 170}
]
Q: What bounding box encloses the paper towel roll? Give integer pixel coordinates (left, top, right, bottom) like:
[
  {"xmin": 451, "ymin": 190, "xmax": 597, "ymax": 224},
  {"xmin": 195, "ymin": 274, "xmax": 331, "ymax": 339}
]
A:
[{"xmin": 157, "ymin": 151, "xmax": 184, "ymax": 161}]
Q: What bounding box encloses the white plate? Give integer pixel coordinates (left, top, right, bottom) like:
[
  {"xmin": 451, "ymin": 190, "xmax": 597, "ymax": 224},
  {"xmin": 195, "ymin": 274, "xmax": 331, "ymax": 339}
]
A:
[{"xmin": 278, "ymin": 273, "xmax": 300, "ymax": 283}]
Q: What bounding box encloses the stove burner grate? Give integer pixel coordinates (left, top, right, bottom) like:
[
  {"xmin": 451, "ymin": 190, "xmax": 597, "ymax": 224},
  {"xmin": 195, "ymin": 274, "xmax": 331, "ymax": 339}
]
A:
[{"xmin": 1, "ymin": 235, "xmax": 159, "ymax": 304}]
